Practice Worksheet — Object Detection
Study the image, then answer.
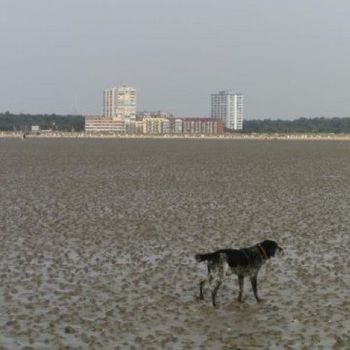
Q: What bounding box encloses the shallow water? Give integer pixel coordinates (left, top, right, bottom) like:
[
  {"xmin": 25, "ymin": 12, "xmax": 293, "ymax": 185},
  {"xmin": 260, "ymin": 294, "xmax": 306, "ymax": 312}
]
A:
[{"xmin": 0, "ymin": 138, "xmax": 350, "ymax": 349}]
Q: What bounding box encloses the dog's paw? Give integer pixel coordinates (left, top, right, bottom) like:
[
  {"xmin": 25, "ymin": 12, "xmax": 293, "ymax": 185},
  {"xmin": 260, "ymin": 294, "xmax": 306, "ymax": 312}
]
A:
[
  {"xmin": 237, "ymin": 294, "xmax": 248, "ymax": 303},
  {"xmin": 195, "ymin": 295, "xmax": 204, "ymax": 301}
]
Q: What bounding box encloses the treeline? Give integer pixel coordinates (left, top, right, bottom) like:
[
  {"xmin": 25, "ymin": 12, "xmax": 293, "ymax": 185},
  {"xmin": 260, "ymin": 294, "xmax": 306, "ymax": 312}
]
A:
[
  {"xmin": 242, "ymin": 117, "xmax": 350, "ymax": 134},
  {"xmin": 2, "ymin": 113, "xmax": 350, "ymax": 134},
  {"xmin": 0, "ymin": 112, "xmax": 84, "ymax": 132}
]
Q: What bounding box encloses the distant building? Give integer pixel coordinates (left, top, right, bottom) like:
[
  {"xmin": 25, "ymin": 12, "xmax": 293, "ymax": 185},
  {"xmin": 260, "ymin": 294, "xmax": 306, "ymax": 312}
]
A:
[
  {"xmin": 162, "ymin": 119, "xmax": 170, "ymax": 134},
  {"xmin": 143, "ymin": 118, "xmax": 169, "ymax": 134},
  {"xmin": 174, "ymin": 119, "xmax": 183, "ymax": 134},
  {"xmin": 137, "ymin": 110, "xmax": 173, "ymax": 119},
  {"xmin": 103, "ymin": 88, "xmax": 118, "ymax": 118},
  {"xmin": 124, "ymin": 117, "xmax": 144, "ymax": 134},
  {"xmin": 85, "ymin": 116, "xmax": 125, "ymax": 133},
  {"xmin": 104, "ymin": 86, "xmax": 136, "ymax": 118},
  {"xmin": 116, "ymin": 86, "xmax": 136, "ymax": 119},
  {"xmin": 211, "ymin": 91, "xmax": 243, "ymax": 130},
  {"xmin": 182, "ymin": 118, "xmax": 224, "ymax": 135},
  {"xmin": 124, "ymin": 118, "xmax": 135, "ymax": 134},
  {"xmin": 135, "ymin": 121, "xmax": 144, "ymax": 134}
]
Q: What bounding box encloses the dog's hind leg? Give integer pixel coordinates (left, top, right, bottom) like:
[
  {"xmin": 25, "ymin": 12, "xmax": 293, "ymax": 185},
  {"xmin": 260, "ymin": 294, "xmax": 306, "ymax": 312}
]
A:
[
  {"xmin": 199, "ymin": 279, "xmax": 206, "ymax": 300},
  {"xmin": 250, "ymin": 274, "xmax": 262, "ymax": 303},
  {"xmin": 211, "ymin": 281, "xmax": 222, "ymax": 307},
  {"xmin": 238, "ymin": 275, "xmax": 244, "ymax": 302},
  {"xmin": 199, "ymin": 268, "xmax": 213, "ymax": 300}
]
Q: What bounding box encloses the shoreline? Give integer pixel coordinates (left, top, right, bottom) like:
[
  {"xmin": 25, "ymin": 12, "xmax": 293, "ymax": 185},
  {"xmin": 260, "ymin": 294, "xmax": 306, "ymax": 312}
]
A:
[{"xmin": 1, "ymin": 131, "xmax": 350, "ymax": 141}]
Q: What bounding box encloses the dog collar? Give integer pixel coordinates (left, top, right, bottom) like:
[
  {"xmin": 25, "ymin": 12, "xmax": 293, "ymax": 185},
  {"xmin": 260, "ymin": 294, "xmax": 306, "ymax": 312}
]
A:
[{"xmin": 257, "ymin": 244, "xmax": 268, "ymax": 259}]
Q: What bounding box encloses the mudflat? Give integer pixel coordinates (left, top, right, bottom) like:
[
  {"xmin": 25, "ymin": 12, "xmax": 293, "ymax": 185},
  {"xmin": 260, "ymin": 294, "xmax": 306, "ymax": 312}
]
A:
[{"xmin": 0, "ymin": 138, "xmax": 349, "ymax": 349}]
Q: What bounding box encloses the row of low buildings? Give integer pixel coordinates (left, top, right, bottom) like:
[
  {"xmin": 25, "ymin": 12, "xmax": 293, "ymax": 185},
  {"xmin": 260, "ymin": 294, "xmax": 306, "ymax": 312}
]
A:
[
  {"xmin": 85, "ymin": 86, "xmax": 242, "ymax": 135},
  {"xmin": 85, "ymin": 116, "xmax": 224, "ymax": 135}
]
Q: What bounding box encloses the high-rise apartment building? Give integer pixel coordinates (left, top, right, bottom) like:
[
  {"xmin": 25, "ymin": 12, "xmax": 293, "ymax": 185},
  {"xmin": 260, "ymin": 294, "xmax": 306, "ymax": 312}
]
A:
[
  {"xmin": 116, "ymin": 86, "xmax": 136, "ymax": 118},
  {"xmin": 103, "ymin": 86, "xmax": 136, "ymax": 118},
  {"xmin": 211, "ymin": 91, "xmax": 243, "ymax": 130},
  {"xmin": 103, "ymin": 87, "xmax": 118, "ymax": 118}
]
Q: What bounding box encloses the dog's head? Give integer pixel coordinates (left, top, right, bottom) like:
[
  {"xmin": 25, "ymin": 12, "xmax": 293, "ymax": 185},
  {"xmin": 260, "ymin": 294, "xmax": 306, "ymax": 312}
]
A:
[{"xmin": 260, "ymin": 240, "xmax": 284, "ymax": 258}]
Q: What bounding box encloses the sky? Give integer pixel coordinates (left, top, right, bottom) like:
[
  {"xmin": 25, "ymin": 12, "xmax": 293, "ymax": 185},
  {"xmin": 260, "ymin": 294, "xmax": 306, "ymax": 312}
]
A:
[{"xmin": 1, "ymin": 0, "xmax": 350, "ymax": 119}]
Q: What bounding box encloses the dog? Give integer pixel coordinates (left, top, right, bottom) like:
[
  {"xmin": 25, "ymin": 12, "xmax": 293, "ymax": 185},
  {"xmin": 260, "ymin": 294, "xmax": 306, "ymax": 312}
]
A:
[{"xmin": 195, "ymin": 240, "xmax": 283, "ymax": 306}]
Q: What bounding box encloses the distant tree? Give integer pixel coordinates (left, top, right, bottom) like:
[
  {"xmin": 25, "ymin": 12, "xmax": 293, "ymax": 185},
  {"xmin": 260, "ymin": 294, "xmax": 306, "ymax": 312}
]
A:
[
  {"xmin": 0, "ymin": 113, "xmax": 85, "ymax": 131},
  {"xmin": 242, "ymin": 117, "xmax": 350, "ymax": 134}
]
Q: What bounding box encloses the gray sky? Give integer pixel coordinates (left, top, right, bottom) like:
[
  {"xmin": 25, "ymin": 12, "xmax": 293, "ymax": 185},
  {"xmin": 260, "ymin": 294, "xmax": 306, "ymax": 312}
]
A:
[{"xmin": 1, "ymin": 0, "xmax": 350, "ymax": 119}]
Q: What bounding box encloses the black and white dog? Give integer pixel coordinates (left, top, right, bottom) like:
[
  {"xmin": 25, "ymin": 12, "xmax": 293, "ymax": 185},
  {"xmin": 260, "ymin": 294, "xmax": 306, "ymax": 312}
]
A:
[{"xmin": 195, "ymin": 240, "xmax": 283, "ymax": 306}]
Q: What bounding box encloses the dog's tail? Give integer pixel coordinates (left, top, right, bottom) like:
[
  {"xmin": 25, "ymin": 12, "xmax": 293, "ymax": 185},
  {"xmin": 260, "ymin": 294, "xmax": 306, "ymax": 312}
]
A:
[{"xmin": 195, "ymin": 253, "xmax": 213, "ymax": 262}]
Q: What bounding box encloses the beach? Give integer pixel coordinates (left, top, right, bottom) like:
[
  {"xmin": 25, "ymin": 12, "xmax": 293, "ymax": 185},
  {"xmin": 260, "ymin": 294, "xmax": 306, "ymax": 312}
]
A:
[
  {"xmin": 2, "ymin": 131, "xmax": 350, "ymax": 141},
  {"xmin": 0, "ymin": 138, "xmax": 350, "ymax": 349}
]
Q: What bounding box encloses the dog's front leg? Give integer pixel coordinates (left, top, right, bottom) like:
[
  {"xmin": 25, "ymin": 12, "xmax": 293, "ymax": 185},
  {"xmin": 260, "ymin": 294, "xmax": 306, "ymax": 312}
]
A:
[
  {"xmin": 211, "ymin": 281, "xmax": 221, "ymax": 307},
  {"xmin": 238, "ymin": 275, "xmax": 244, "ymax": 302},
  {"xmin": 250, "ymin": 274, "xmax": 263, "ymax": 303}
]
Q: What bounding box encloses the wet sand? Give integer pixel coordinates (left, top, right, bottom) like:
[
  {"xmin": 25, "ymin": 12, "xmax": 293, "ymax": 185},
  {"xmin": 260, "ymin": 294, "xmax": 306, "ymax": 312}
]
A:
[{"xmin": 0, "ymin": 138, "xmax": 350, "ymax": 349}]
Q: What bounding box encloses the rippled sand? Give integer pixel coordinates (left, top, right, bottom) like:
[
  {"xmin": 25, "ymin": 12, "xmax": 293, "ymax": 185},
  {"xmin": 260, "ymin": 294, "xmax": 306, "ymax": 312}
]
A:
[{"xmin": 1, "ymin": 138, "xmax": 350, "ymax": 349}]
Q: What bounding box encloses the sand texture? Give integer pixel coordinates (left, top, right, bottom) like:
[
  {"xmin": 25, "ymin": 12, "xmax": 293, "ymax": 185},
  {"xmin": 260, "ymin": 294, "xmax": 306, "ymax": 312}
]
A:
[{"xmin": 0, "ymin": 138, "xmax": 350, "ymax": 349}]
